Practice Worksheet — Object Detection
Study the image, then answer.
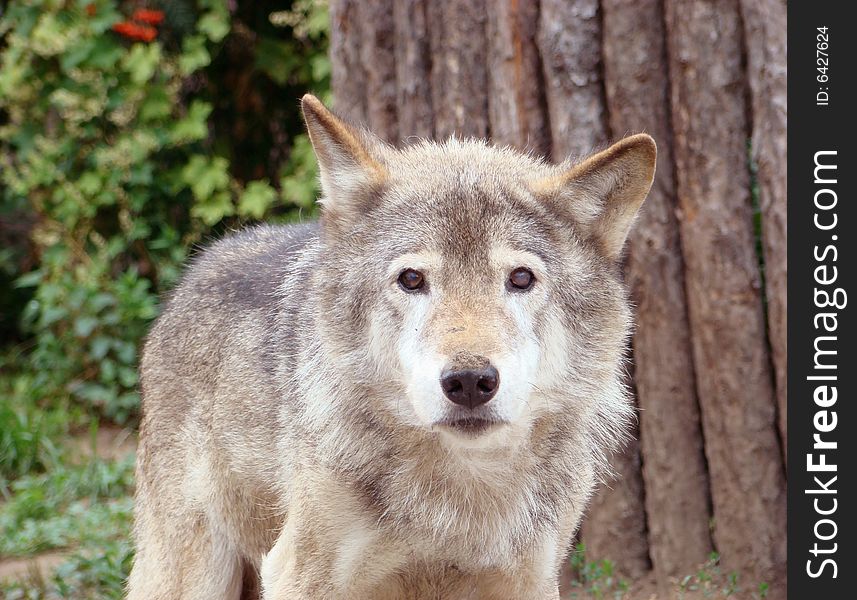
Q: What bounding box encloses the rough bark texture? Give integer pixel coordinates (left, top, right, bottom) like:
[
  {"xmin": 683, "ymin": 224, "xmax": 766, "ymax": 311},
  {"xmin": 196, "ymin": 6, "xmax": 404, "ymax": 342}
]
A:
[
  {"xmin": 394, "ymin": 0, "xmax": 435, "ymax": 141},
  {"xmin": 663, "ymin": 0, "xmax": 786, "ymax": 591},
  {"xmin": 486, "ymin": 0, "xmax": 551, "ymax": 155},
  {"xmin": 329, "ymin": 0, "xmax": 367, "ymax": 124},
  {"xmin": 582, "ymin": 433, "xmax": 651, "ymax": 579},
  {"xmin": 361, "ymin": 0, "xmax": 399, "ymax": 143},
  {"xmin": 601, "ymin": 0, "xmax": 713, "ymax": 579},
  {"xmin": 538, "ymin": 0, "xmax": 607, "ymax": 160},
  {"xmin": 739, "ymin": 0, "xmax": 788, "ymax": 460},
  {"xmin": 428, "ymin": 0, "xmax": 490, "ymax": 139}
]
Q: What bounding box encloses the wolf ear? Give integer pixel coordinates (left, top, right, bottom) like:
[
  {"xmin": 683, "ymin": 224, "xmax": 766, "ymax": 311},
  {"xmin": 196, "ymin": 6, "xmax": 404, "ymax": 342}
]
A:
[
  {"xmin": 531, "ymin": 134, "xmax": 657, "ymax": 260},
  {"xmin": 301, "ymin": 94, "xmax": 388, "ymax": 226}
]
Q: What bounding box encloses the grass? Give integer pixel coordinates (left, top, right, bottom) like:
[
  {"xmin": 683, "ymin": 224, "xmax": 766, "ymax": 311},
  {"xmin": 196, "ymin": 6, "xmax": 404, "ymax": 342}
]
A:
[
  {"xmin": 0, "ymin": 375, "xmax": 66, "ymax": 491},
  {"xmin": 1, "ymin": 540, "xmax": 133, "ymax": 600},
  {"xmin": 677, "ymin": 552, "xmax": 770, "ymax": 599},
  {"xmin": 1, "ymin": 359, "xmax": 135, "ymax": 598},
  {"xmin": 567, "ymin": 543, "xmax": 630, "ymax": 599},
  {"xmin": 1, "ymin": 457, "xmax": 134, "ymax": 557},
  {"xmin": 0, "ymin": 402, "xmax": 63, "ymax": 492},
  {"xmin": 0, "ymin": 454, "xmax": 134, "ymax": 599}
]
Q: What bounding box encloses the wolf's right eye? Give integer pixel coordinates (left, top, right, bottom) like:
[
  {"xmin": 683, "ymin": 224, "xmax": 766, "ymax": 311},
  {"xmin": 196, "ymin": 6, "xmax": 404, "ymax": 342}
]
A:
[
  {"xmin": 398, "ymin": 269, "xmax": 425, "ymax": 292},
  {"xmin": 508, "ymin": 267, "xmax": 535, "ymax": 291}
]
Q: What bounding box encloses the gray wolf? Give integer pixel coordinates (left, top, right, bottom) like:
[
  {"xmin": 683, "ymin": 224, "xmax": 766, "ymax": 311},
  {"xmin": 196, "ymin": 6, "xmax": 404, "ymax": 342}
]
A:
[{"xmin": 127, "ymin": 94, "xmax": 656, "ymax": 600}]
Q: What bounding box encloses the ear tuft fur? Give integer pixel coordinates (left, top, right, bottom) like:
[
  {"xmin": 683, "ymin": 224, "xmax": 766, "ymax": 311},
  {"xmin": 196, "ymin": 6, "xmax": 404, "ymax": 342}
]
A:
[
  {"xmin": 301, "ymin": 95, "xmax": 387, "ymax": 229},
  {"xmin": 531, "ymin": 134, "xmax": 657, "ymax": 259}
]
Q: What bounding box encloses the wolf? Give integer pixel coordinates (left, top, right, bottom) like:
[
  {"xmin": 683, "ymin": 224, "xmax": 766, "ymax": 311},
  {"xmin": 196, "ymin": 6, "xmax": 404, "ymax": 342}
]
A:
[{"xmin": 127, "ymin": 94, "xmax": 656, "ymax": 600}]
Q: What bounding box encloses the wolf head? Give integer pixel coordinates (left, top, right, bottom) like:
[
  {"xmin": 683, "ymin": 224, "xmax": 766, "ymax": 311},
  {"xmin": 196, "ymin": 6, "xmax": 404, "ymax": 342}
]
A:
[{"xmin": 301, "ymin": 95, "xmax": 655, "ymax": 452}]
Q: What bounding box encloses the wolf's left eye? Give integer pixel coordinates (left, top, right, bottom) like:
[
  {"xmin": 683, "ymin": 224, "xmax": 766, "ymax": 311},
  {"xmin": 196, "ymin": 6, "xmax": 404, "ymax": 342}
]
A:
[
  {"xmin": 398, "ymin": 269, "xmax": 426, "ymax": 292},
  {"xmin": 508, "ymin": 267, "xmax": 535, "ymax": 291}
]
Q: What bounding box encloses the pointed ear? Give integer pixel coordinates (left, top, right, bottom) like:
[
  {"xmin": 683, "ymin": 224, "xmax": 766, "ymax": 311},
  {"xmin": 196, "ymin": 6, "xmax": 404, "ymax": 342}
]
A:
[
  {"xmin": 531, "ymin": 134, "xmax": 657, "ymax": 260},
  {"xmin": 301, "ymin": 94, "xmax": 388, "ymax": 226}
]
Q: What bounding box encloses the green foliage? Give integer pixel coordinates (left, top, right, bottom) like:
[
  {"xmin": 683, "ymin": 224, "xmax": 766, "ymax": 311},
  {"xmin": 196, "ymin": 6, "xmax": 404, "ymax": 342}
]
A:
[
  {"xmin": 1, "ymin": 540, "xmax": 135, "ymax": 600},
  {"xmin": 676, "ymin": 552, "xmax": 769, "ymax": 599},
  {"xmin": 0, "ymin": 455, "xmax": 134, "ymax": 557},
  {"xmin": 1, "ymin": 540, "xmax": 132, "ymax": 600},
  {"xmin": 0, "ymin": 2, "xmax": 328, "ymax": 595},
  {"xmin": 0, "ymin": 392, "xmax": 64, "ymax": 487},
  {"xmin": 0, "ymin": 454, "xmax": 134, "ymax": 599},
  {"xmin": 0, "ymin": 0, "xmax": 329, "ymax": 423},
  {"xmin": 567, "ymin": 543, "xmax": 630, "ymax": 600}
]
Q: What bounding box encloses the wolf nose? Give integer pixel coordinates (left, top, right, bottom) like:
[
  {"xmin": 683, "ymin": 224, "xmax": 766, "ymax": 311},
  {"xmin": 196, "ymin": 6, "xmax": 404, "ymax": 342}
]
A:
[{"xmin": 440, "ymin": 365, "xmax": 500, "ymax": 409}]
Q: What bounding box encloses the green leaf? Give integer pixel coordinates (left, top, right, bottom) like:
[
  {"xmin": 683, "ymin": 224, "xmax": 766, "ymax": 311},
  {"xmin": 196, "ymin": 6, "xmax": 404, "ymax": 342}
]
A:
[
  {"xmin": 139, "ymin": 85, "xmax": 172, "ymax": 121},
  {"xmin": 181, "ymin": 155, "xmax": 230, "ymax": 201},
  {"xmin": 73, "ymin": 316, "xmax": 99, "ymax": 338},
  {"xmin": 310, "ymin": 54, "xmax": 331, "ymax": 82},
  {"xmin": 83, "ymin": 37, "xmax": 124, "ymax": 70},
  {"xmin": 71, "ymin": 382, "xmax": 114, "ymax": 406},
  {"xmin": 238, "ymin": 180, "xmax": 277, "ymax": 219},
  {"xmin": 255, "ymin": 37, "xmax": 299, "ymax": 85},
  {"xmin": 178, "ymin": 35, "xmax": 211, "ymax": 76},
  {"xmin": 90, "ymin": 337, "xmax": 112, "ymax": 361},
  {"xmin": 171, "ymin": 100, "xmax": 213, "ymax": 143},
  {"xmin": 15, "ymin": 270, "xmax": 44, "ymax": 288},
  {"xmin": 117, "ymin": 366, "xmax": 138, "ymax": 389},
  {"xmin": 122, "ymin": 43, "xmax": 162, "ymax": 85},
  {"xmin": 30, "ymin": 13, "xmax": 70, "ymax": 57},
  {"xmin": 191, "ymin": 190, "xmax": 234, "ymax": 226},
  {"xmin": 60, "ymin": 38, "xmax": 96, "ymax": 72},
  {"xmin": 78, "ymin": 171, "xmax": 102, "ymax": 196},
  {"xmin": 197, "ymin": 10, "xmax": 229, "ymax": 43}
]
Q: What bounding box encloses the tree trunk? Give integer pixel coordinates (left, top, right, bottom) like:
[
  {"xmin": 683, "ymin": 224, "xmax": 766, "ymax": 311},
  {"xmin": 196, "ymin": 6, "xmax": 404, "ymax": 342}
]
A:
[
  {"xmin": 428, "ymin": 0, "xmax": 490, "ymax": 139},
  {"xmin": 394, "ymin": 0, "xmax": 435, "ymax": 140},
  {"xmin": 486, "ymin": 0, "xmax": 551, "ymax": 156},
  {"xmin": 739, "ymin": 0, "xmax": 788, "ymax": 461},
  {"xmin": 663, "ymin": 0, "xmax": 787, "ymax": 591},
  {"xmin": 329, "ymin": 0, "xmax": 368, "ymax": 124},
  {"xmin": 361, "ymin": 0, "xmax": 399, "ymax": 143},
  {"xmin": 601, "ymin": 0, "xmax": 713, "ymax": 579},
  {"xmin": 538, "ymin": 0, "xmax": 607, "ymax": 160}
]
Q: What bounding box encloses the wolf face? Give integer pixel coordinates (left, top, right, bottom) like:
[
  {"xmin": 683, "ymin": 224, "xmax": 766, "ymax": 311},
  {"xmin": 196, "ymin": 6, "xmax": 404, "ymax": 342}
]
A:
[{"xmin": 302, "ymin": 95, "xmax": 656, "ymax": 453}]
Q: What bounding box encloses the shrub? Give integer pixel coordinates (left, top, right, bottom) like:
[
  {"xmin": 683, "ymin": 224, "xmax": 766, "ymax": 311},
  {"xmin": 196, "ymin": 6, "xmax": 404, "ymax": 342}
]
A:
[{"xmin": 0, "ymin": 0, "xmax": 328, "ymax": 423}]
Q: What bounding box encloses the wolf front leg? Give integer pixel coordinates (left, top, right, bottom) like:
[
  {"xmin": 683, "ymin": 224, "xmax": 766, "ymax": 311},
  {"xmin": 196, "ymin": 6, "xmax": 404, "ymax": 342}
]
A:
[
  {"xmin": 260, "ymin": 476, "xmax": 407, "ymax": 600},
  {"xmin": 463, "ymin": 565, "xmax": 561, "ymax": 600}
]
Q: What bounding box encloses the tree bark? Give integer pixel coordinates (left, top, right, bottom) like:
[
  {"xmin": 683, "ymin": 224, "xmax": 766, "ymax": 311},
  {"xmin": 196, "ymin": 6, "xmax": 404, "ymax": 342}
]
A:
[
  {"xmin": 739, "ymin": 0, "xmax": 788, "ymax": 461},
  {"xmin": 663, "ymin": 0, "xmax": 786, "ymax": 590},
  {"xmin": 582, "ymin": 433, "xmax": 651, "ymax": 579},
  {"xmin": 361, "ymin": 0, "xmax": 399, "ymax": 144},
  {"xmin": 428, "ymin": 0, "xmax": 490, "ymax": 139},
  {"xmin": 538, "ymin": 0, "xmax": 607, "ymax": 160},
  {"xmin": 486, "ymin": 0, "xmax": 551, "ymax": 155},
  {"xmin": 394, "ymin": 0, "xmax": 435, "ymax": 141},
  {"xmin": 601, "ymin": 0, "xmax": 713, "ymax": 579},
  {"xmin": 329, "ymin": 0, "xmax": 368, "ymax": 125}
]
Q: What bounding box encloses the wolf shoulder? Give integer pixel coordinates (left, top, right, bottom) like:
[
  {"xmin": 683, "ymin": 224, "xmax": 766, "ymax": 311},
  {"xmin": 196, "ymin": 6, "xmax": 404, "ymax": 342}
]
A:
[
  {"xmin": 141, "ymin": 221, "xmax": 319, "ymax": 384},
  {"xmin": 173, "ymin": 221, "xmax": 318, "ymax": 310}
]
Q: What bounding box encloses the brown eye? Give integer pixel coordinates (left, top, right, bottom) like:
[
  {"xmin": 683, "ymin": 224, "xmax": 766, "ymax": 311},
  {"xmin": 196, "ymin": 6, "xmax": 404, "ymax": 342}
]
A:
[
  {"xmin": 398, "ymin": 269, "xmax": 425, "ymax": 292},
  {"xmin": 508, "ymin": 267, "xmax": 535, "ymax": 291}
]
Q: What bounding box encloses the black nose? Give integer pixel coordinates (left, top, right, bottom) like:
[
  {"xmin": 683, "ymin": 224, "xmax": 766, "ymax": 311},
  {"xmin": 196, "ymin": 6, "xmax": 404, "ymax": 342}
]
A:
[{"xmin": 440, "ymin": 364, "xmax": 500, "ymax": 409}]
